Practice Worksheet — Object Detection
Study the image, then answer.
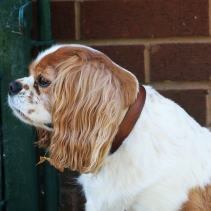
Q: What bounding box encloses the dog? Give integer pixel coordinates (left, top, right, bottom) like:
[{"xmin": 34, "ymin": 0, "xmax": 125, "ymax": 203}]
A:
[{"xmin": 8, "ymin": 44, "xmax": 211, "ymax": 211}]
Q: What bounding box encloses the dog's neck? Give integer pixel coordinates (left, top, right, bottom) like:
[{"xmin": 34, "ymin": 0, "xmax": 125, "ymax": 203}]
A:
[{"xmin": 110, "ymin": 85, "xmax": 146, "ymax": 154}]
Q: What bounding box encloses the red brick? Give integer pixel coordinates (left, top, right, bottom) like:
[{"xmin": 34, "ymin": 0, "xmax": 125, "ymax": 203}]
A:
[
  {"xmin": 150, "ymin": 44, "xmax": 211, "ymax": 82},
  {"xmin": 81, "ymin": 0, "xmax": 209, "ymax": 39},
  {"xmin": 31, "ymin": 2, "xmax": 39, "ymax": 58},
  {"xmin": 158, "ymin": 89, "xmax": 207, "ymax": 126},
  {"xmin": 51, "ymin": 2, "xmax": 75, "ymax": 40},
  {"xmin": 93, "ymin": 45, "xmax": 145, "ymax": 82},
  {"xmin": 32, "ymin": 2, "xmax": 75, "ymax": 41},
  {"xmin": 32, "ymin": 2, "xmax": 38, "ymax": 40}
]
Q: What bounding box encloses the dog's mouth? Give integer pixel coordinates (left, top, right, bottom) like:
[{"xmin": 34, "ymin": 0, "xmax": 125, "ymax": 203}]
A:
[
  {"xmin": 15, "ymin": 109, "xmax": 53, "ymax": 130},
  {"xmin": 14, "ymin": 109, "xmax": 33, "ymax": 124},
  {"xmin": 44, "ymin": 123, "xmax": 53, "ymax": 129}
]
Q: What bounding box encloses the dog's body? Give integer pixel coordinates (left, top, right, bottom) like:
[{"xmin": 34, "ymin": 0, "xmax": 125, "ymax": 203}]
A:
[
  {"xmin": 79, "ymin": 85, "xmax": 211, "ymax": 211},
  {"xmin": 8, "ymin": 44, "xmax": 211, "ymax": 211}
]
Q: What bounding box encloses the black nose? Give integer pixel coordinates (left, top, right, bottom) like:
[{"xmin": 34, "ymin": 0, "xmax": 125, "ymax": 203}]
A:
[{"xmin": 9, "ymin": 81, "xmax": 23, "ymax": 96}]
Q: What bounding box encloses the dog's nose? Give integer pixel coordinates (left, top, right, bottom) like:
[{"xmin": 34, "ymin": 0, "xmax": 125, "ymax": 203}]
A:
[{"xmin": 9, "ymin": 81, "xmax": 23, "ymax": 96}]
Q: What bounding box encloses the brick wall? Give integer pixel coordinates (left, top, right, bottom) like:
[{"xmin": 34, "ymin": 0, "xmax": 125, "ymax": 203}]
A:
[
  {"xmin": 33, "ymin": 0, "xmax": 211, "ymax": 129},
  {"xmin": 32, "ymin": 0, "xmax": 211, "ymax": 210}
]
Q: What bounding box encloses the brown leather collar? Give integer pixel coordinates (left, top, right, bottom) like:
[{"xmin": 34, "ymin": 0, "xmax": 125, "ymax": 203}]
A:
[{"xmin": 110, "ymin": 85, "xmax": 146, "ymax": 154}]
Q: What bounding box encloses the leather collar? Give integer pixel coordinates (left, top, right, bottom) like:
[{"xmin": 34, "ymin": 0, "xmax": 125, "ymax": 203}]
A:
[{"xmin": 110, "ymin": 85, "xmax": 146, "ymax": 154}]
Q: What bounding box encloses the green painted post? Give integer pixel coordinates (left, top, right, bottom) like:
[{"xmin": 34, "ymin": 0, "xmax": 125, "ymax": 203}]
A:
[
  {"xmin": 36, "ymin": 0, "xmax": 58, "ymax": 210},
  {"xmin": 0, "ymin": 82, "xmax": 4, "ymax": 211},
  {"xmin": 0, "ymin": 0, "xmax": 39, "ymax": 211}
]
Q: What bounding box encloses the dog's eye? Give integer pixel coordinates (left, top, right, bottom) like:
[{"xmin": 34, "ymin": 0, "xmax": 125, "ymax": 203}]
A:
[{"xmin": 38, "ymin": 75, "xmax": 51, "ymax": 87}]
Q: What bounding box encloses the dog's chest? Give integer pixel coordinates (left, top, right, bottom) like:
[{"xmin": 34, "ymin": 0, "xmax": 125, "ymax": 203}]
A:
[{"xmin": 78, "ymin": 173, "xmax": 186, "ymax": 211}]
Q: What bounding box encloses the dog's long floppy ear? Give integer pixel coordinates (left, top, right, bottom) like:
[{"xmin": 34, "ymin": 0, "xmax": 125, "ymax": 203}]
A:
[
  {"xmin": 36, "ymin": 128, "xmax": 51, "ymax": 149},
  {"xmin": 49, "ymin": 47, "xmax": 139, "ymax": 174}
]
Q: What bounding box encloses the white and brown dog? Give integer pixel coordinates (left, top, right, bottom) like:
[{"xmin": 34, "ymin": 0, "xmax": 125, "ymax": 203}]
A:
[{"xmin": 8, "ymin": 44, "xmax": 211, "ymax": 211}]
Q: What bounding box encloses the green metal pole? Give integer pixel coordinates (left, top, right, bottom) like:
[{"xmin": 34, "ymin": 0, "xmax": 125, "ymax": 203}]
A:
[
  {"xmin": 0, "ymin": 0, "xmax": 39, "ymax": 211},
  {"xmin": 37, "ymin": 0, "xmax": 53, "ymax": 45},
  {"xmin": 0, "ymin": 81, "xmax": 5, "ymax": 211},
  {"xmin": 36, "ymin": 0, "xmax": 58, "ymax": 210}
]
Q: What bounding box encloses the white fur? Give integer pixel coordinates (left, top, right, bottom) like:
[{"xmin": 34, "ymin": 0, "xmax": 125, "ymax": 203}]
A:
[
  {"xmin": 8, "ymin": 76, "xmax": 52, "ymax": 130},
  {"xmin": 35, "ymin": 45, "xmax": 62, "ymax": 63},
  {"xmin": 78, "ymin": 86, "xmax": 211, "ymax": 211}
]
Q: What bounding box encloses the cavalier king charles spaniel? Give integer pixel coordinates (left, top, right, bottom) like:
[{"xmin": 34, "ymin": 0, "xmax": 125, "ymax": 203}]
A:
[{"xmin": 8, "ymin": 44, "xmax": 211, "ymax": 211}]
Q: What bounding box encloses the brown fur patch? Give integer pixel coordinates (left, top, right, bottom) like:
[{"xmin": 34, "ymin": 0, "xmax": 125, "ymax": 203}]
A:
[
  {"xmin": 30, "ymin": 46, "xmax": 138, "ymax": 174},
  {"xmin": 28, "ymin": 45, "xmax": 139, "ymax": 174},
  {"xmin": 30, "ymin": 46, "xmax": 137, "ymax": 93},
  {"xmin": 16, "ymin": 109, "xmax": 32, "ymax": 123},
  {"xmin": 28, "ymin": 109, "xmax": 35, "ymax": 114},
  {"xmin": 35, "ymin": 128, "xmax": 51, "ymax": 149},
  {"xmin": 181, "ymin": 184, "xmax": 211, "ymax": 211},
  {"xmin": 23, "ymin": 84, "xmax": 29, "ymax": 90},
  {"xmin": 27, "ymin": 95, "xmax": 34, "ymax": 104},
  {"xmin": 33, "ymin": 81, "xmax": 40, "ymax": 95}
]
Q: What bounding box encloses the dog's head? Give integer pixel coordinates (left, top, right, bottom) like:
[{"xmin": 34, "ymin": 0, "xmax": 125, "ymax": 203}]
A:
[{"xmin": 8, "ymin": 44, "xmax": 138, "ymax": 173}]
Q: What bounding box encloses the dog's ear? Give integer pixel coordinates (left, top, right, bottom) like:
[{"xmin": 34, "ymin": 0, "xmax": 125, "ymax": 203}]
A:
[
  {"xmin": 49, "ymin": 48, "xmax": 138, "ymax": 174},
  {"xmin": 35, "ymin": 128, "xmax": 51, "ymax": 149}
]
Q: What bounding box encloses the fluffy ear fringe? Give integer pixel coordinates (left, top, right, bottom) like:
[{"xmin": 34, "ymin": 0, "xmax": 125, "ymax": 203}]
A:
[
  {"xmin": 48, "ymin": 48, "xmax": 139, "ymax": 174},
  {"xmin": 35, "ymin": 128, "xmax": 51, "ymax": 149}
]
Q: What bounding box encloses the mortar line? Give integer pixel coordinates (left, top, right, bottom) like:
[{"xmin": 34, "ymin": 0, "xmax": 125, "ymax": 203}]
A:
[
  {"xmin": 58, "ymin": 37, "xmax": 211, "ymax": 46},
  {"xmin": 148, "ymin": 82, "xmax": 211, "ymax": 90},
  {"xmin": 144, "ymin": 45, "xmax": 150, "ymax": 83},
  {"xmin": 75, "ymin": 1, "xmax": 81, "ymax": 40}
]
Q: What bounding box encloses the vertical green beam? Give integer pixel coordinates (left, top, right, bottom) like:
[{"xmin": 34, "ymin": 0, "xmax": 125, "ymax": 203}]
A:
[
  {"xmin": 37, "ymin": 0, "xmax": 58, "ymax": 210},
  {"xmin": 0, "ymin": 78, "xmax": 4, "ymax": 211},
  {"xmin": 37, "ymin": 0, "xmax": 53, "ymax": 45},
  {"xmin": 0, "ymin": 0, "xmax": 39, "ymax": 211}
]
